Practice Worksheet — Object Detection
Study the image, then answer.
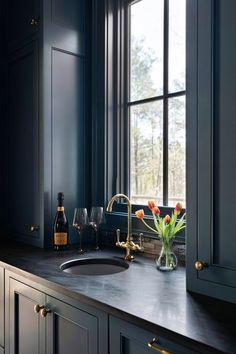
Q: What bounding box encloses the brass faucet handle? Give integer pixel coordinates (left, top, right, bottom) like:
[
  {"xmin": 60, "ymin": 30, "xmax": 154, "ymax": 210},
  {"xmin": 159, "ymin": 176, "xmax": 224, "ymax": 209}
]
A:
[
  {"xmin": 139, "ymin": 233, "xmax": 144, "ymax": 252},
  {"xmin": 116, "ymin": 229, "xmax": 120, "ymax": 244}
]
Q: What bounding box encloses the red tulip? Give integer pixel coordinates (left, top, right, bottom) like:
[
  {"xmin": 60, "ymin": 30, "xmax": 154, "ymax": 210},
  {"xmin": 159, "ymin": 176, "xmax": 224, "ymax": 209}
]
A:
[
  {"xmin": 135, "ymin": 209, "xmax": 145, "ymax": 219},
  {"xmin": 148, "ymin": 200, "xmax": 156, "ymax": 210},
  {"xmin": 153, "ymin": 206, "xmax": 160, "ymax": 216},
  {"xmin": 164, "ymin": 215, "xmax": 171, "ymax": 224},
  {"xmin": 174, "ymin": 202, "xmax": 182, "ymax": 215}
]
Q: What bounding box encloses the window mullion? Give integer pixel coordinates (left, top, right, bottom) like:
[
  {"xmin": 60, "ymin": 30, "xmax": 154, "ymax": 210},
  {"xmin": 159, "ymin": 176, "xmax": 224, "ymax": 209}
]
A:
[{"xmin": 163, "ymin": 0, "xmax": 169, "ymax": 206}]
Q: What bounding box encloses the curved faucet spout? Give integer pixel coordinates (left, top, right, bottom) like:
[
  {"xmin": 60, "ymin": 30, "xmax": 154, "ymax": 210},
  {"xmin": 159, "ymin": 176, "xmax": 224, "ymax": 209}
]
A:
[
  {"xmin": 106, "ymin": 194, "xmax": 144, "ymax": 261},
  {"xmin": 106, "ymin": 194, "xmax": 132, "ymax": 242}
]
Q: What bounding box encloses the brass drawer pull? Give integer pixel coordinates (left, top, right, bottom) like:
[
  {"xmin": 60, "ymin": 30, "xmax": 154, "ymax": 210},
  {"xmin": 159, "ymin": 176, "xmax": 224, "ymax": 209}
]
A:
[
  {"xmin": 147, "ymin": 338, "xmax": 172, "ymax": 354},
  {"xmin": 40, "ymin": 307, "xmax": 51, "ymax": 318},
  {"xmin": 34, "ymin": 304, "xmax": 45, "ymax": 313}
]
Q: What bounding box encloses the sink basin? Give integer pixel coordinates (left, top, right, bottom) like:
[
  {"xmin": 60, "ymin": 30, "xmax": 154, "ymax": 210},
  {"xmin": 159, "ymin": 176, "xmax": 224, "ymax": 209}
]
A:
[{"xmin": 60, "ymin": 257, "xmax": 129, "ymax": 276}]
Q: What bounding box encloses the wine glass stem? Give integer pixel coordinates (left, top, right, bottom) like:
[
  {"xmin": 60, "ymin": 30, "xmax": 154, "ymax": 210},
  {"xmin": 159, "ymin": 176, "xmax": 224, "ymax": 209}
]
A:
[
  {"xmin": 79, "ymin": 231, "xmax": 83, "ymax": 253},
  {"xmin": 95, "ymin": 230, "xmax": 99, "ymax": 250}
]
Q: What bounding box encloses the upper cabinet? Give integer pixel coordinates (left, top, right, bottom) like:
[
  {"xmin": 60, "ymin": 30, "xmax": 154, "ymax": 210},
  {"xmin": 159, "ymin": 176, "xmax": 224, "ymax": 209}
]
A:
[
  {"xmin": 3, "ymin": 0, "xmax": 91, "ymax": 247},
  {"xmin": 7, "ymin": 0, "xmax": 40, "ymax": 51},
  {"xmin": 186, "ymin": 0, "xmax": 236, "ymax": 303},
  {"xmin": 6, "ymin": 41, "xmax": 40, "ymax": 246}
]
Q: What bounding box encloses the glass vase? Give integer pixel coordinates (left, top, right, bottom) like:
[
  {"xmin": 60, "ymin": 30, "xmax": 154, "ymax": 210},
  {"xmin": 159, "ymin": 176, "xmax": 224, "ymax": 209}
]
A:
[{"xmin": 156, "ymin": 239, "xmax": 177, "ymax": 271}]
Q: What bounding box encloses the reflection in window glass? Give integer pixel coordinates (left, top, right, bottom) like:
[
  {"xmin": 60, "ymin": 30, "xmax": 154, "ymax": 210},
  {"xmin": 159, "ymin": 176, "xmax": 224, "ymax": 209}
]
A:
[
  {"xmin": 168, "ymin": 0, "xmax": 186, "ymax": 93},
  {"xmin": 130, "ymin": 101, "xmax": 163, "ymax": 205},
  {"xmin": 168, "ymin": 96, "xmax": 186, "ymax": 207},
  {"xmin": 130, "ymin": 0, "xmax": 164, "ymax": 101}
]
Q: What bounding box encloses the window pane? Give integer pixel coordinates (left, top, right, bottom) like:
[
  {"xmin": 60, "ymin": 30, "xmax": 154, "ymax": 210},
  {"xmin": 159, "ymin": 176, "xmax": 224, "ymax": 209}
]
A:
[
  {"xmin": 168, "ymin": 0, "xmax": 186, "ymax": 93},
  {"xmin": 130, "ymin": 0, "xmax": 164, "ymax": 102},
  {"xmin": 168, "ymin": 96, "xmax": 186, "ymax": 207},
  {"xmin": 130, "ymin": 101, "xmax": 163, "ymax": 205}
]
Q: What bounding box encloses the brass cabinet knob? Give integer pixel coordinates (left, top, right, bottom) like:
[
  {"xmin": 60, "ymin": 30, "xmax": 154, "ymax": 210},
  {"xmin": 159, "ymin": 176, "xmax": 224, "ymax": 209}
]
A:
[
  {"xmin": 40, "ymin": 307, "xmax": 51, "ymax": 318},
  {"xmin": 147, "ymin": 338, "xmax": 172, "ymax": 354},
  {"xmin": 34, "ymin": 304, "xmax": 45, "ymax": 313},
  {"xmin": 30, "ymin": 225, "xmax": 40, "ymax": 232},
  {"xmin": 195, "ymin": 260, "xmax": 208, "ymax": 271},
  {"xmin": 30, "ymin": 18, "xmax": 39, "ymax": 26}
]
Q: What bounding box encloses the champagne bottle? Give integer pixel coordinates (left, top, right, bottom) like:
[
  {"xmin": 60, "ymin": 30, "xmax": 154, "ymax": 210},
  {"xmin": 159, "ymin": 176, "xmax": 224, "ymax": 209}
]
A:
[{"xmin": 53, "ymin": 192, "xmax": 69, "ymax": 250}]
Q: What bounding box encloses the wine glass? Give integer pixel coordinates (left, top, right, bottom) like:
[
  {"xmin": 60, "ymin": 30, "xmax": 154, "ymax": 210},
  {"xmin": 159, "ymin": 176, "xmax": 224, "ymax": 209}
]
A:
[
  {"xmin": 73, "ymin": 208, "xmax": 88, "ymax": 254},
  {"xmin": 89, "ymin": 207, "xmax": 104, "ymax": 250}
]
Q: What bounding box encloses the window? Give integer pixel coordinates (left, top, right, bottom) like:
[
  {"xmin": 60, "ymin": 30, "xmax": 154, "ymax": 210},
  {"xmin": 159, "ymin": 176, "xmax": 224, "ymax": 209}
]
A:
[{"xmin": 125, "ymin": 0, "xmax": 186, "ymax": 207}]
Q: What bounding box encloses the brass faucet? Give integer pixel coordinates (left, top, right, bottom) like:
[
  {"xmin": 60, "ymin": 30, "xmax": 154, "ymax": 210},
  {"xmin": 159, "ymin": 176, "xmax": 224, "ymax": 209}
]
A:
[{"xmin": 106, "ymin": 194, "xmax": 144, "ymax": 261}]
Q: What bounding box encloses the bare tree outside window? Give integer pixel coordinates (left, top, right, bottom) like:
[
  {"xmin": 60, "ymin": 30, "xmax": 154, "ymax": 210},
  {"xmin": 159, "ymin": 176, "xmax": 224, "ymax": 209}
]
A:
[{"xmin": 129, "ymin": 0, "xmax": 186, "ymax": 207}]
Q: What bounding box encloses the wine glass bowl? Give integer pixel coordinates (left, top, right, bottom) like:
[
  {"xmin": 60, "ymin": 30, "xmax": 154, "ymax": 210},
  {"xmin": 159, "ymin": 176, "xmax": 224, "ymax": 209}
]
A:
[
  {"xmin": 89, "ymin": 207, "xmax": 104, "ymax": 250},
  {"xmin": 73, "ymin": 208, "xmax": 88, "ymax": 254}
]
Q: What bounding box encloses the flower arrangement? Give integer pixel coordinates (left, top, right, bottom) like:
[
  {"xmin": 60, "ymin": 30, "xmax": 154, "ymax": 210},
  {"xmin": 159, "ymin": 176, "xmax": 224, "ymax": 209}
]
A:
[
  {"xmin": 135, "ymin": 201, "xmax": 186, "ymax": 240},
  {"xmin": 135, "ymin": 201, "xmax": 186, "ymax": 271}
]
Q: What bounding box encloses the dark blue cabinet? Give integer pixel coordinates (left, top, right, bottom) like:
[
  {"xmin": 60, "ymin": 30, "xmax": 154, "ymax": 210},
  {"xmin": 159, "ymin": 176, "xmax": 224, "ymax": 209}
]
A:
[
  {"xmin": 6, "ymin": 41, "xmax": 41, "ymax": 247},
  {"xmin": 46, "ymin": 296, "xmax": 98, "ymax": 354},
  {"xmin": 0, "ymin": 267, "xmax": 4, "ymax": 351},
  {"xmin": 186, "ymin": 0, "xmax": 236, "ymax": 303},
  {"xmin": 42, "ymin": 0, "xmax": 90, "ymax": 246},
  {"xmin": 7, "ymin": 278, "xmax": 45, "ymax": 354},
  {"xmin": 7, "ymin": 0, "xmax": 39, "ymax": 51},
  {"xmin": 5, "ymin": 275, "xmax": 107, "ymax": 354},
  {"xmin": 109, "ymin": 316, "xmax": 198, "ymax": 354},
  {"xmin": 3, "ymin": 0, "xmax": 90, "ymax": 247}
]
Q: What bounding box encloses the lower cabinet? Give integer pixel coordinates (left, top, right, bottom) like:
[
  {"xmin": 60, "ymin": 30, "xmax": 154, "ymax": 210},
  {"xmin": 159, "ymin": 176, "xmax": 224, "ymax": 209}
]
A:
[
  {"xmin": 109, "ymin": 316, "xmax": 198, "ymax": 354},
  {"xmin": 0, "ymin": 267, "xmax": 4, "ymax": 351},
  {"xmin": 6, "ymin": 276, "xmax": 106, "ymax": 354},
  {"xmin": 8, "ymin": 278, "xmax": 46, "ymax": 354},
  {"xmin": 45, "ymin": 295, "xmax": 98, "ymax": 354}
]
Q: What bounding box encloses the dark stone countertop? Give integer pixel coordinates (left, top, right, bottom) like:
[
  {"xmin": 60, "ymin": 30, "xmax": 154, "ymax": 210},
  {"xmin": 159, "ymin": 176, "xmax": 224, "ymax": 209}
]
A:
[{"xmin": 0, "ymin": 242, "xmax": 235, "ymax": 354}]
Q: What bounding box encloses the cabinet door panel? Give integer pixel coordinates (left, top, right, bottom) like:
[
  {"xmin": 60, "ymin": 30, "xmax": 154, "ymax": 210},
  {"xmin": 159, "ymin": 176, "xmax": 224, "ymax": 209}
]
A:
[
  {"xmin": 46, "ymin": 296, "xmax": 98, "ymax": 354},
  {"xmin": 186, "ymin": 0, "xmax": 236, "ymax": 302},
  {"xmin": 7, "ymin": 0, "xmax": 39, "ymax": 49},
  {"xmin": 8, "ymin": 278, "xmax": 45, "ymax": 354},
  {"xmin": 7, "ymin": 41, "xmax": 40, "ymax": 246},
  {"xmin": 0, "ymin": 267, "xmax": 4, "ymax": 348}
]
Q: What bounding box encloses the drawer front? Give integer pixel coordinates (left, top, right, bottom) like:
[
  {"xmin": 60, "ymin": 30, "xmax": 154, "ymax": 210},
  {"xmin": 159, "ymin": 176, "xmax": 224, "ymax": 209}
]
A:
[{"xmin": 110, "ymin": 316, "xmax": 198, "ymax": 354}]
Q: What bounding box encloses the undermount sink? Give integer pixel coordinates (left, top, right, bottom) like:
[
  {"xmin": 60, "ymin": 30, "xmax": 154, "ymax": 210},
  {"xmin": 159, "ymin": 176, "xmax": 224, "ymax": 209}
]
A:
[{"xmin": 60, "ymin": 257, "xmax": 129, "ymax": 276}]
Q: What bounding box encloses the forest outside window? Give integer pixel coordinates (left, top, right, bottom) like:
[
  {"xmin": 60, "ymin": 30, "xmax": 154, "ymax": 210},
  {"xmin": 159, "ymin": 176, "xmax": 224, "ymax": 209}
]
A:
[{"xmin": 126, "ymin": 0, "xmax": 186, "ymax": 208}]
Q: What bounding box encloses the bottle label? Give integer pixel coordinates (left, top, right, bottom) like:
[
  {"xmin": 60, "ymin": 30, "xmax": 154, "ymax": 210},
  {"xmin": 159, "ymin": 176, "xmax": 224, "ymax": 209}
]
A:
[
  {"xmin": 57, "ymin": 206, "xmax": 64, "ymax": 211},
  {"xmin": 54, "ymin": 232, "xmax": 68, "ymax": 245}
]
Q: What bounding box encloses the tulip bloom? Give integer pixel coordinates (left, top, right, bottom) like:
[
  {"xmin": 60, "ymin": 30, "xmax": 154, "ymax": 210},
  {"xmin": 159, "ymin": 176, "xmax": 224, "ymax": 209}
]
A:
[
  {"xmin": 135, "ymin": 209, "xmax": 145, "ymax": 219},
  {"xmin": 153, "ymin": 206, "xmax": 160, "ymax": 216},
  {"xmin": 174, "ymin": 202, "xmax": 182, "ymax": 215},
  {"xmin": 148, "ymin": 200, "xmax": 156, "ymax": 210},
  {"xmin": 164, "ymin": 215, "xmax": 171, "ymax": 224}
]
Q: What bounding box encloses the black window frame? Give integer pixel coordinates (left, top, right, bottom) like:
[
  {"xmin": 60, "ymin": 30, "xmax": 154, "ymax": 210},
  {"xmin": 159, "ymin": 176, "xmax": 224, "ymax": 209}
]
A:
[
  {"xmin": 91, "ymin": 0, "xmax": 186, "ymax": 242},
  {"xmin": 123, "ymin": 0, "xmax": 186, "ymax": 207}
]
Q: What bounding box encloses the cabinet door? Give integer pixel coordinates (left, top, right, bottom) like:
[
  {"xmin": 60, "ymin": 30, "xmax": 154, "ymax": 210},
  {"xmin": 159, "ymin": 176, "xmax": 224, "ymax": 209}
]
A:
[
  {"xmin": 0, "ymin": 267, "xmax": 4, "ymax": 349},
  {"xmin": 7, "ymin": 0, "xmax": 39, "ymax": 50},
  {"xmin": 186, "ymin": 0, "xmax": 236, "ymax": 302},
  {"xmin": 6, "ymin": 41, "xmax": 41, "ymax": 247},
  {"xmin": 110, "ymin": 316, "xmax": 197, "ymax": 354},
  {"xmin": 46, "ymin": 296, "xmax": 98, "ymax": 354},
  {"xmin": 8, "ymin": 278, "xmax": 45, "ymax": 354}
]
